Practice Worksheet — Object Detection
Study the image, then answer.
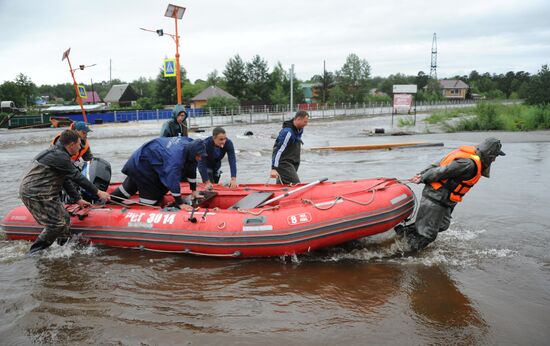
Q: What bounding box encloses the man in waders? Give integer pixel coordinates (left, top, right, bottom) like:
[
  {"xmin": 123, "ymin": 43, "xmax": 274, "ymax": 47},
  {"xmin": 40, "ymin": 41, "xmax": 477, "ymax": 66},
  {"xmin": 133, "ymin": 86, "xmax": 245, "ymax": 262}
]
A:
[
  {"xmin": 270, "ymin": 110, "xmax": 309, "ymax": 184},
  {"xmin": 198, "ymin": 127, "xmax": 238, "ymax": 190},
  {"xmin": 396, "ymin": 137, "xmax": 505, "ymax": 251},
  {"xmin": 19, "ymin": 130, "xmax": 111, "ymax": 253}
]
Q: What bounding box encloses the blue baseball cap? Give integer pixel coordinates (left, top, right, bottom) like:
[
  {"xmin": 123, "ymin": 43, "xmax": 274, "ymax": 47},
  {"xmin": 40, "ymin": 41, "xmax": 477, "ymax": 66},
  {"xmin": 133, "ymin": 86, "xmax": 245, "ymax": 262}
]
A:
[{"xmin": 73, "ymin": 121, "xmax": 92, "ymax": 133}]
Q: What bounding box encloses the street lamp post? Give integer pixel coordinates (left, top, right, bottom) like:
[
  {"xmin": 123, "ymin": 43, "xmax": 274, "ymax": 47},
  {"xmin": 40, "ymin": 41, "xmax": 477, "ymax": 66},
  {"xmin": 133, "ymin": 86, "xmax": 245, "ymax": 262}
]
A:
[
  {"xmin": 62, "ymin": 48, "xmax": 88, "ymax": 123},
  {"xmin": 141, "ymin": 4, "xmax": 186, "ymax": 105}
]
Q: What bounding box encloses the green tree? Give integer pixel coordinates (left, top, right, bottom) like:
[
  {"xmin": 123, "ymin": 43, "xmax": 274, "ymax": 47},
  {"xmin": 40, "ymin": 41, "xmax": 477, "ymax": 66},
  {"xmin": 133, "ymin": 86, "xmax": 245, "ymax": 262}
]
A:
[
  {"xmin": 526, "ymin": 64, "xmax": 550, "ymax": 105},
  {"xmin": 269, "ymin": 62, "xmax": 289, "ymax": 105},
  {"xmin": 415, "ymin": 71, "xmax": 429, "ymax": 90},
  {"xmin": 246, "ymin": 55, "xmax": 271, "ymax": 103},
  {"xmin": 311, "ymin": 70, "xmax": 335, "ymax": 103},
  {"xmin": 336, "ymin": 53, "xmax": 371, "ymax": 102},
  {"xmin": 155, "ymin": 67, "xmax": 187, "ymax": 105},
  {"xmin": 15, "ymin": 73, "xmax": 37, "ymax": 107},
  {"xmin": 131, "ymin": 77, "xmax": 156, "ymax": 99},
  {"xmin": 206, "ymin": 69, "xmax": 224, "ymax": 87},
  {"xmin": 0, "ymin": 81, "xmax": 24, "ymax": 106},
  {"xmin": 223, "ymin": 55, "xmax": 247, "ymax": 100}
]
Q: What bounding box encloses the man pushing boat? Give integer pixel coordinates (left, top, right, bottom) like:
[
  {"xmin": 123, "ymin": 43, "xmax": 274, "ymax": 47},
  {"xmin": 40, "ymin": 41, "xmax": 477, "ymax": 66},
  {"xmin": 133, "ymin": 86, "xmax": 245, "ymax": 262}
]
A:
[
  {"xmin": 396, "ymin": 137, "xmax": 505, "ymax": 251},
  {"xmin": 19, "ymin": 129, "xmax": 110, "ymax": 254}
]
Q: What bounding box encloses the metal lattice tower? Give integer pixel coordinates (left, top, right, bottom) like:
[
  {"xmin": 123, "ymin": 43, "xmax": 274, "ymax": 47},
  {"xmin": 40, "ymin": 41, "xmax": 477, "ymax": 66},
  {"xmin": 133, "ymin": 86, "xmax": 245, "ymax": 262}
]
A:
[{"xmin": 430, "ymin": 32, "xmax": 437, "ymax": 80}]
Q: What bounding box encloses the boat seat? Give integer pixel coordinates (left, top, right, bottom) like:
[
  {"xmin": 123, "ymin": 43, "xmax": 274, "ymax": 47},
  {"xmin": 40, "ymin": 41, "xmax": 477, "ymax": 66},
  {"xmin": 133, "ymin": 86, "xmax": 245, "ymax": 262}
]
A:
[{"xmin": 228, "ymin": 191, "xmax": 274, "ymax": 210}]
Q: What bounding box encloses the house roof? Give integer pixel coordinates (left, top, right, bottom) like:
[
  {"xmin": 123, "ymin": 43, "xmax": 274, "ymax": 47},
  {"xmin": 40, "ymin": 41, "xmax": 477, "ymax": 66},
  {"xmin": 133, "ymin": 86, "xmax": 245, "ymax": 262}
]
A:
[
  {"xmin": 104, "ymin": 84, "xmax": 138, "ymax": 102},
  {"xmin": 191, "ymin": 86, "xmax": 237, "ymax": 101},
  {"xmin": 79, "ymin": 91, "xmax": 102, "ymax": 103},
  {"xmin": 439, "ymin": 79, "xmax": 469, "ymax": 89}
]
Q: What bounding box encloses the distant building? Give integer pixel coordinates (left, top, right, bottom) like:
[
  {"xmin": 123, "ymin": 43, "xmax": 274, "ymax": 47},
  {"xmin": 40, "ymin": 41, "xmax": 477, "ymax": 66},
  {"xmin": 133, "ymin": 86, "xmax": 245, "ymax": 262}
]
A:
[
  {"xmin": 439, "ymin": 79, "xmax": 469, "ymax": 99},
  {"xmin": 190, "ymin": 86, "xmax": 237, "ymax": 108},
  {"xmin": 78, "ymin": 91, "xmax": 102, "ymax": 104},
  {"xmin": 104, "ymin": 84, "xmax": 138, "ymax": 107}
]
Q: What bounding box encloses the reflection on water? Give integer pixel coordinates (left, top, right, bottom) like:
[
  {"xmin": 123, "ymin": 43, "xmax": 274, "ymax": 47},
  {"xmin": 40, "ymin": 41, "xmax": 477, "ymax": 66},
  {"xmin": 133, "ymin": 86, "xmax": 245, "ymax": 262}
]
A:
[{"xmin": 1, "ymin": 119, "xmax": 550, "ymax": 344}]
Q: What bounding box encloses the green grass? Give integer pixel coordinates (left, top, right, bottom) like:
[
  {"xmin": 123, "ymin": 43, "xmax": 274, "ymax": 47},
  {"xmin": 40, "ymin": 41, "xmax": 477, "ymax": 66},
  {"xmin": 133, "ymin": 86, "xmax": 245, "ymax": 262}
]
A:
[
  {"xmin": 428, "ymin": 103, "xmax": 550, "ymax": 132},
  {"xmin": 424, "ymin": 107, "xmax": 477, "ymax": 124}
]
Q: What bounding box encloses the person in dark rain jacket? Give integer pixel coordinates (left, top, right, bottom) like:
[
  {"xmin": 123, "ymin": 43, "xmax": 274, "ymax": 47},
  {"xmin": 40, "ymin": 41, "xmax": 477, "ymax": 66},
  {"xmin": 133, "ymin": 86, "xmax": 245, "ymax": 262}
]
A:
[
  {"xmin": 270, "ymin": 110, "xmax": 309, "ymax": 184},
  {"xmin": 161, "ymin": 104, "xmax": 188, "ymax": 137}
]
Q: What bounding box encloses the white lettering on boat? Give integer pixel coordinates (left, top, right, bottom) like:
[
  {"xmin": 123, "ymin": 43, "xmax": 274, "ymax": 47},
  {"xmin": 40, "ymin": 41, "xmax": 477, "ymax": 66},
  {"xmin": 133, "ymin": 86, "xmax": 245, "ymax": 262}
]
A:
[
  {"xmin": 287, "ymin": 212, "xmax": 312, "ymax": 225},
  {"xmin": 10, "ymin": 215, "xmax": 28, "ymax": 221},
  {"xmin": 125, "ymin": 212, "xmax": 175, "ymax": 226}
]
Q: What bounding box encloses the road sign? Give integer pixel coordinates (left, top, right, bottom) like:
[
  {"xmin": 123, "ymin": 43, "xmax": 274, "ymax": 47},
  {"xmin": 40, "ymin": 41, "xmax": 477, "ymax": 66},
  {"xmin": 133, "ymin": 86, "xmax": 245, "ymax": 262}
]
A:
[
  {"xmin": 164, "ymin": 58, "xmax": 176, "ymax": 77},
  {"xmin": 77, "ymin": 85, "xmax": 87, "ymax": 98},
  {"xmin": 393, "ymin": 84, "xmax": 417, "ymax": 94}
]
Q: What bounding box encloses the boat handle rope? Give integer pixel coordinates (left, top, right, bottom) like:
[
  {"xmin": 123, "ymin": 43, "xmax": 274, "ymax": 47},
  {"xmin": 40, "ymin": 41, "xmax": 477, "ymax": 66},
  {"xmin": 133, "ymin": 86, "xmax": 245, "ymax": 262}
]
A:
[
  {"xmin": 237, "ymin": 205, "xmax": 280, "ymax": 215},
  {"xmin": 302, "ymin": 188, "xmax": 378, "ymax": 211},
  {"xmin": 217, "ymin": 222, "xmax": 226, "ymax": 229}
]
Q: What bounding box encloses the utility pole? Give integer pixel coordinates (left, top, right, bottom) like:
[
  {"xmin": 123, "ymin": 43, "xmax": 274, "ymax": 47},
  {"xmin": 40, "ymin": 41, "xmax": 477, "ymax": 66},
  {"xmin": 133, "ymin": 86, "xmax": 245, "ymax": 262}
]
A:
[
  {"xmin": 323, "ymin": 60, "xmax": 326, "ymax": 104},
  {"xmin": 430, "ymin": 32, "xmax": 438, "ymax": 80},
  {"xmin": 109, "ymin": 59, "xmax": 112, "ymax": 84}
]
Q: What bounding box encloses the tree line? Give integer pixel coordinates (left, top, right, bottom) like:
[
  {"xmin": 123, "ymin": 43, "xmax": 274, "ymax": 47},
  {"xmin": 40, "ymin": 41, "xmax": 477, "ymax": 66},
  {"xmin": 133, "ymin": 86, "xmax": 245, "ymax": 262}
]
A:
[{"xmin": 1, "ymin": 53, "xmax": 549, "ymax": 112}]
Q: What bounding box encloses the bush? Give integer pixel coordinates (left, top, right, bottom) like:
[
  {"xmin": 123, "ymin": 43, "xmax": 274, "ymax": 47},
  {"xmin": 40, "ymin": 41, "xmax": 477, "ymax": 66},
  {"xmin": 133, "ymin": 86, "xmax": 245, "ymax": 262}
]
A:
[{"xmin": 204, "ymin": 96, "xmax": 240, "ymax": 110}]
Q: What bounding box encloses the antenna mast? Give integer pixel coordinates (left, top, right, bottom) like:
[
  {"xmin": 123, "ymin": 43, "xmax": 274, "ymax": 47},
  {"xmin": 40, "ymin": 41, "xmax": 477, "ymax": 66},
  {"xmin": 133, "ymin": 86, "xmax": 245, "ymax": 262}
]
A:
[{"xmin": 430, "ymin": 33, "xmax": 438, "ymax": 80}]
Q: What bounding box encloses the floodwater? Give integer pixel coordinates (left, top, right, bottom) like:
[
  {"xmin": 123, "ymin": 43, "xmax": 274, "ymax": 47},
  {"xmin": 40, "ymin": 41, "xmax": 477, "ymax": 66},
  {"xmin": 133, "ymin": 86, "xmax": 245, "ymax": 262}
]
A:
[{"xmin": 1, "ymin": 115, "xmax": 549, "ymax": 345}]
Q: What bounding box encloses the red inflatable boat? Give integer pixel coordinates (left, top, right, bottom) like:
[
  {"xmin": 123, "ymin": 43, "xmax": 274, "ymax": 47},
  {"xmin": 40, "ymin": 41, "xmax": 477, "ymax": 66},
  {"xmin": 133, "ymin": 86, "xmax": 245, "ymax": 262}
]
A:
[{"xmin": 1, "ymin": 178, "xmax": 414, "ymax": 258}]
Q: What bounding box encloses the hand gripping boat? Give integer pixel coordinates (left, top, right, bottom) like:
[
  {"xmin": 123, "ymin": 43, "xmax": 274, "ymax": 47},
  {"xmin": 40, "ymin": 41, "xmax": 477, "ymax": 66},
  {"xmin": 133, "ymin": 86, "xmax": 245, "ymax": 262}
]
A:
[{"xmin": 1, "ymin": 177, "xmax": 415, "ymax": 258}]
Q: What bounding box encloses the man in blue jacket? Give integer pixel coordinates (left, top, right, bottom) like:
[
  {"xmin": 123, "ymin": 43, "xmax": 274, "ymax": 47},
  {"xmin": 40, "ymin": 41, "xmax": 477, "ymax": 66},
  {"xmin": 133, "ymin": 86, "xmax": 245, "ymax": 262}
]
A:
[
  {"xmin": 161, "ymin": 104, "xmax": 188, "ymax": 137},
  {"xmin": 271, "ymin": 110, "xmax": 309, "ymax": 184},
  {"xmin": 198, "ymin": 127, "xmax": 238, "ymax": 189},
  {"xmin": 111, "ymin": 137, "xmax": 206, "ymax": 210}
]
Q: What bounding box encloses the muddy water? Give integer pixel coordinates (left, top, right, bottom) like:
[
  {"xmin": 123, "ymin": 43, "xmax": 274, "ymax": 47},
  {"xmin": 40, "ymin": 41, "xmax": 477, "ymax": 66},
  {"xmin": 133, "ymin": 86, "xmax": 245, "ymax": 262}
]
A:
[{"xmin": 1, "ymin": 116, "xmax": 549, "ymax": 345}]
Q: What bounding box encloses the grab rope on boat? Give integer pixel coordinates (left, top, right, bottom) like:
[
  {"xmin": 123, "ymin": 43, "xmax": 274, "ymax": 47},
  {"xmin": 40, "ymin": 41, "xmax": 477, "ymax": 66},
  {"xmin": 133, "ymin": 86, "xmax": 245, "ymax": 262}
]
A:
[{"xmin": 237, "ymin": 205, "xmax": 280, "ymax": 215}]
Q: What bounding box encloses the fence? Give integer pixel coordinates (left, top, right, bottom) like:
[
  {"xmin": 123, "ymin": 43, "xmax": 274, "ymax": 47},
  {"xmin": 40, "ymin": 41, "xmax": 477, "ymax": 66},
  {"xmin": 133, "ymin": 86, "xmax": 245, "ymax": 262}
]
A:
[{"xmin": 4, "ymin": 99, "xmax": 484, "ymax": 129}]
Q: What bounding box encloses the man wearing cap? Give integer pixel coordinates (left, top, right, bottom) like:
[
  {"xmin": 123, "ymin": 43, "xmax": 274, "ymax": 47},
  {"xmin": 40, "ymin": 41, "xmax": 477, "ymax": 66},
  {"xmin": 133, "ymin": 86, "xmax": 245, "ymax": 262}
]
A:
[
  {"xmin": 110, "ymin": 137, "xmax": 206, "ymax": 210},
  {"xmin": 161, "ymin": 104, "xmax": 188, "ymax": 137},
  {"xmin": 396, "ymin": 137, "xmax": 506, "ymax": 252},
  {"xmin": 52, "ymin": 121, "xmax": 93, "ymax": 161}
]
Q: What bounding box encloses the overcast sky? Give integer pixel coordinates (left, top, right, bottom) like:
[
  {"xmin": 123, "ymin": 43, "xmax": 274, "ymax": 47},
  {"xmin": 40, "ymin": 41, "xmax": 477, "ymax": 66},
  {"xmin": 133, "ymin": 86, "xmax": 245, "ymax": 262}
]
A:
[{"xmin": 1, "ymin": 0, "xmax": 549, "ymax": 86}]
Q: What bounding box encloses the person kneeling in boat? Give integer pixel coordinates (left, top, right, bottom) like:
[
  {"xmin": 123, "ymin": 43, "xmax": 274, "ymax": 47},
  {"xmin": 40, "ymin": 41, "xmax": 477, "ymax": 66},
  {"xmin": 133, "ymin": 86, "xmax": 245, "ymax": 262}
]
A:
[
  {"xmin": 270, "ymin": 110, "xmax": 309, "ymax": 184},
  {"xmin": 396, "ymin": 138, "xmax": 505, "ymax": 252},
  {"xmin": 19, "ymin": 130, "xmax": 111, "ymax": 254},
  {"xmin": 198, "ymin": 127, "xmax": 238, "ymax": 190},
  {"xmin": 110, "ymin": 137, "xmax": 206, "ymax": 210},
  {"xmin": 161, "ymin": 104, "xmax": 188, "ymax": 137}
]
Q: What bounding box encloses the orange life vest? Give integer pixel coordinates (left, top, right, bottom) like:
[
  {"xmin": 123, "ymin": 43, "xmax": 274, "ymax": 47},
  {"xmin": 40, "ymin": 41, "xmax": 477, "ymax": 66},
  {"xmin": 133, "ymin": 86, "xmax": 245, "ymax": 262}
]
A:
[
  {"xmin": 52, "ymin": 133, "xmax": 90, "ymax": 161},
  {"xmin": 430, "ymin": 145, "xmax": 482, "ymax": 202}
]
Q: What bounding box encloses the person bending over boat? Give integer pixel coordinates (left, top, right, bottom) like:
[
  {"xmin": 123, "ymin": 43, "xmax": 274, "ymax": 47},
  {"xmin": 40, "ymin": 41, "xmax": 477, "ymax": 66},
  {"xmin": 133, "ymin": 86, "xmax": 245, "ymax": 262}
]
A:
[
  {"xmin": 161, "ymin": 104, "xmax": 188, "ymax": 137},
  {"xmin": 52, "ymin": 121, "xmax": 93, "ymax": 161},
  {"xmin": 270, "ymin": 110, "xmax": 309, "ymax": 184},
  {"xmin": 110, "ymin": 137, "xmax": 206, "ymax": 210},
  {"xmin": 19, "ymin": 130, "xmax": 111, "ymax": 254},
  {"xmin": 198, "ymin": 127, "xmax": 238, "ymax": 190},
  {"xmin": 396, "ymin": 137, "xmax": 505, "ymax": 251}
]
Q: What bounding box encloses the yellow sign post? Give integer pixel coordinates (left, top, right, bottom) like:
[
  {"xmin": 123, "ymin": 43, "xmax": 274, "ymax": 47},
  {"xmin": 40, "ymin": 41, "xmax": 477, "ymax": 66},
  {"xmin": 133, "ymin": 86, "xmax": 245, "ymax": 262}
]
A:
[{"xmin": 164, "ymin": 58, "xmax": 176, "ymax": 77}]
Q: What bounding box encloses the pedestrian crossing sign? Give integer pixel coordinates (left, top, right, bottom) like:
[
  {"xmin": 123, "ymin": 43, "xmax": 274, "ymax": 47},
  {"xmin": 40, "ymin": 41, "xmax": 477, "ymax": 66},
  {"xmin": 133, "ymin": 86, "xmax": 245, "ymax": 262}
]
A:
[
  {"xmin": 77, "ymin": 85, "xmax": 87, "ymax": 98},
  {"xmin": 164, "ymin": 58, "xmax": 176, "ymax": 77}
]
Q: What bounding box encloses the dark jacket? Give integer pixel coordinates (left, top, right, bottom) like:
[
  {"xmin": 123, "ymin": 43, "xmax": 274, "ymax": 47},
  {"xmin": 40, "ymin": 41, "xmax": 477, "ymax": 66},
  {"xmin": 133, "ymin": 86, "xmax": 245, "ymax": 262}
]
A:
[
  {"xmin": 121, "ymin": 137, "xmax": 205, "ymax": 195},
  {"xmin": 271, "ymin": 119, "xmax": 304, "ymax": 169},
  {"xmin": 161, "ymin": 105, "xmax": 188, "ymax": 137},
  {"xmin": 19, "ymin": 142, "xmax": 99, "ymax": 201},
  {"xmin": 198, "ymin": 136, "xmax": 237, "ymax": 182}
]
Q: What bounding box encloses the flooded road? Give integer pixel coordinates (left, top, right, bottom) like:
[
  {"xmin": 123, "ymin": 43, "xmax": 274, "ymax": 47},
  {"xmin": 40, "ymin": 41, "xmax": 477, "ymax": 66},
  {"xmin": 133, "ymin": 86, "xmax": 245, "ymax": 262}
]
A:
[{"xmin": 1, "ymin": 115, "xmax": 549, "ymax": 345}]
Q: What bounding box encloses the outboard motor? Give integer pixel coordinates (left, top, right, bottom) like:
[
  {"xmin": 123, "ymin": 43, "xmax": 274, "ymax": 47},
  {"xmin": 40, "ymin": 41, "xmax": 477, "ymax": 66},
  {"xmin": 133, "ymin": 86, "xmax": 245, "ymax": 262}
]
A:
[{"xmin": 81, "ymin": 157, "xmax": 112, "ymax": 202}]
